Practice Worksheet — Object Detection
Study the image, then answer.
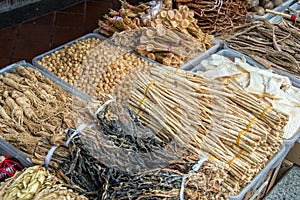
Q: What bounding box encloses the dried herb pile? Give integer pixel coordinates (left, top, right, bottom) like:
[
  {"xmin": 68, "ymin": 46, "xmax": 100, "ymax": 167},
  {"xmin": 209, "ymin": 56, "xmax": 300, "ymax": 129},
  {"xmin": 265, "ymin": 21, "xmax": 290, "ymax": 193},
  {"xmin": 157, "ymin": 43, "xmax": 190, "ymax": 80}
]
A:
[
  {"xmin": 0, "ymin": 66, "xmax": 76, "ymax": 169},
  {"xmin": 176, "ymin": 0, "xmax": 249, "ymax": 37},
  {"xmin": 0, "ymin": 165, "xmax": 87, "ymax": 199},
  {"xmin": 226, "ymin": 19, "xmax": 300, "ymax": 79}
]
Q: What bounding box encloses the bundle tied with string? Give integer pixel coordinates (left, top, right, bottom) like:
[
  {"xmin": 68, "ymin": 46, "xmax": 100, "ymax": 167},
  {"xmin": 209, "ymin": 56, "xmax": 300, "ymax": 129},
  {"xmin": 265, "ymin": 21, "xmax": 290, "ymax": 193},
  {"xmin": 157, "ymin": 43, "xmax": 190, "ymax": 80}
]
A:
[
  {"xmin": 126, "ymin": 65, "xmax": 288, "ymax": 194},
  {"xmin": 111, "ymin": 27, "xmax": 212, "ymax": 67},
  {"xmin": 98, "ymin": 0, "xmax": 215, "ymax": 48}
]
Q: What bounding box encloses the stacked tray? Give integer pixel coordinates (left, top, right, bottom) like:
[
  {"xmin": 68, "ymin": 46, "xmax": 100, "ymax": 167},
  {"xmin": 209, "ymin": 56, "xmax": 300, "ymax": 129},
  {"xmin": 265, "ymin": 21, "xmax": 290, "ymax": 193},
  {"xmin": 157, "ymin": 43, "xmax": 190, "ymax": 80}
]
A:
[{"xmin": 252, "ymin": 0, "xmax": 297, "ymax": 19}]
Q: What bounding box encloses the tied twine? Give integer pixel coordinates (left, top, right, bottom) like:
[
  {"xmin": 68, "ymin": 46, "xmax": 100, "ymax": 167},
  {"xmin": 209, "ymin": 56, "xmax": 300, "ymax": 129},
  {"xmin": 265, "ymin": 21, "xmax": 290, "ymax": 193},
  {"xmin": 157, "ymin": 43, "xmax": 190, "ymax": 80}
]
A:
[
  {"xmin": 291, "ymin": 15, "xmax": 297, "ymax": 21},
  {"xmin": 44, "ymin": 123, "xmax": 89, "ymax": 170},
  {"xmin": 260, "ymin": 105, "xmax": 272, "ymax": 119},
  {"xmin": 180, "ymin": 156, "xmax": 210, "ymax": 200},
  {"xmin": 168, "ymin": 45, "xmax": 173, "ymax": 52},
  {"xmin": 236, "ymin": 105, "xmax": 272, "ymax": 146},
  {"xmin": 236, "ymin": 117, "xmax": 257, "ymax": 146},
  {"xmin": 137, "ymin": 80, "xmax": 155, "ymax": 115},
  {"xmin": 179, "ymin": 39, "xmax": 186, "ymax": 45},
  {"xmin": 163, "ymin": 68, "xmax": 179, "ymax": 84},
  {"xmin": 228, "ymin": 150, "xmax": 243, "ymax": 166}
]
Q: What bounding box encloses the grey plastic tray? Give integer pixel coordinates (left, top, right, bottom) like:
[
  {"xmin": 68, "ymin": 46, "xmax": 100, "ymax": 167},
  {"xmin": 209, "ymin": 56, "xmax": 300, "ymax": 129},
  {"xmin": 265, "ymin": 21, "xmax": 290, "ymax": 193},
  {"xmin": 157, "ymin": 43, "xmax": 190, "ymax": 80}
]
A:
[
  {"xmin": 228, "ymin": 145, "xmax": 286, "ymax": 200},
  {"xmin": 269, "ymin": 1, "xmax": 300, "ymax": 24},
  {"xmin": 0, "ymin": 137, "xmax": 32, "ymax": 168},
  {"xmin": 180, "ymin": 39, "xmax": 222, "ymax": 70},
  {"xmin": 253, "ymin": 0, "xmax": 296, "ymax": 19},
  {"xmin": 192, "ymin": 48, "xmax": 267, "ymax": 72}
]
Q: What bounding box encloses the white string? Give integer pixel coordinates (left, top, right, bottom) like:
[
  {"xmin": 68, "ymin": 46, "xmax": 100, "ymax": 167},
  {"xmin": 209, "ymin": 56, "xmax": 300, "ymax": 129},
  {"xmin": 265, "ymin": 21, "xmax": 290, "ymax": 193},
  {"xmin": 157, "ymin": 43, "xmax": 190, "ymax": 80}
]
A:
[
  {"xmin": 44, "ymin": 146, "xmax": 58, "ymax": 170},
  {"xmin": 94, "ymin": 98, "xmax": 115, "ymax": 117},
  {"xmin": 65, "ymin": 123, "xmax": 88, "ymax": 147},
  {"xmin": 179, "ymin": 156, "xmax": 208, "ymax": 199}
]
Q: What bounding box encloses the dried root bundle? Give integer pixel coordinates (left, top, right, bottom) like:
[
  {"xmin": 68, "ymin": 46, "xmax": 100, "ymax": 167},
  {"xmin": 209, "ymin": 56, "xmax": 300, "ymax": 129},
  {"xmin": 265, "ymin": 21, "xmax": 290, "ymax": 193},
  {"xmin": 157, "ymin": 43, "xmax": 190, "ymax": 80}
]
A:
[
  {"xmin": 227, "ymin": 19, "xmax": 300, "ymax": 79},
  {"xmin": 111, "ymin": 27, "xmax": 212, "ymax": 67},
  {"xmin": 126, "ymin": 65, "xmax": 287, "ymax": 194},
  {"xmin": 98, "ymin": 0, "xmax": 214, "ymax": 46}
]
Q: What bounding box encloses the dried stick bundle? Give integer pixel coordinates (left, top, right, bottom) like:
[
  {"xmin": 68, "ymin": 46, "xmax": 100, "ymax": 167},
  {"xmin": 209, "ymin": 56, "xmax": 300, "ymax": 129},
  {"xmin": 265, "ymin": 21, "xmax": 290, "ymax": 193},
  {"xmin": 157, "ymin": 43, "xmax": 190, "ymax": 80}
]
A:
[
  {"xmin": 98, "ymin": 0, "xmax": 214, "ymax": 46},
  {"xmin": 176, "ymin": 0, "xmax": 249, "ymax": 37},
  {"xmin": 111, "ymin": 27, "xmax": 209, "ymax": 67},
  {"xmin": 126, "ymin": 65, "xmax": 287, "ymax": 194},
  {"xmin": 0, "ymin": 66, "xmax": 77, "ymax": 168},
  {"xmin": 226, "ymin": 19, "xmax": 300, "ymax": 79}
]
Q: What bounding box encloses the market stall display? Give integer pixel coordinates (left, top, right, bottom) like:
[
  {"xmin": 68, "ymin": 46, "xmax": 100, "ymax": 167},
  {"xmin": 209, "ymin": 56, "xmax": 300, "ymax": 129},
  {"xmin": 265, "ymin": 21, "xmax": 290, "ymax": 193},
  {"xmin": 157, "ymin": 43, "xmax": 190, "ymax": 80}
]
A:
[
  {"xmin": 34, "ymin": 35, "xmax": 103, "ymax": 86},
  {"xmin": 194, "ymin": 50, "xmax": 300, "ymax": 139},
  {"xmin": 1, "ymin": 0, "xmax": 300, "ymax": 199},
  {"xmin": 126, "ymin": 65, "xmax": 287, "ymax": 195},
  {"xmin": 56, "ymin": 98, "xmax": 229, "ymax": 199}
]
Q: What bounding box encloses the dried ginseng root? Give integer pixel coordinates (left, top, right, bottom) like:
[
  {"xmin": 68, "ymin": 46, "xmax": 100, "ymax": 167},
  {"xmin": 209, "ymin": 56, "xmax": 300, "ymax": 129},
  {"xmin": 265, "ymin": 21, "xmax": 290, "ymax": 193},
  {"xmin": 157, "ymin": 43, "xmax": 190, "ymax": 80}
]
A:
[
  {"xmin": 0, "ymin": 66, "xmax": 78, "ymax": 169},
  {"xmin": 0, "ymin": 165, "xmax": 87, "ymax": 200}
]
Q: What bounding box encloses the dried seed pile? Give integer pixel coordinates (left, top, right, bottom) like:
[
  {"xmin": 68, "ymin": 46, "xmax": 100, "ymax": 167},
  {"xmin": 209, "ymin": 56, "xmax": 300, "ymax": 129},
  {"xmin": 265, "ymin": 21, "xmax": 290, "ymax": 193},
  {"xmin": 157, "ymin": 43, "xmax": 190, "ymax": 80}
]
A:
[
  {"xmin": 59, "ymin": 100, "xmax": 228, "ymax": 199},
  {"xmin": 176, "ymin": 0, "xmax": 249, "ymax": 37},
  {"xmin": 36, "ymin": 37, "xmax": 102, "ymax": 86},
  {"xmin": 76, "ymin": 40, "xmax": 155, "ymax": 99},
  {"xmin": 226, "ymin": 19, "xmax": 300, "ymax": 79},
  {"xmin": 0, "ymin": 66, "xmax": 75, "ymax": 168},
  {"xmin": 112, "ymin": 27, "xmax": 213, "ymax": 67},
  {"xmin": 0, "ymin": 165, "xmax": 87, "ymax": 200},
  {"xmin": 127, "ymin": 65, "xmax": 287, "ymax": 194}
]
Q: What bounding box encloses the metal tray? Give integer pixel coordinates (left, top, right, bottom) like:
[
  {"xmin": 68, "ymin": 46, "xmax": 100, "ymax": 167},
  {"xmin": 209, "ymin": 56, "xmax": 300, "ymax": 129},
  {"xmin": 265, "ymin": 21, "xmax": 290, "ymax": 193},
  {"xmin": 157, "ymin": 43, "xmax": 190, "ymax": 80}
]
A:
[
  {"xmin": 228, "ymin": 145, "xmax": 286, "ymax": 200},
  {"xmin": 269, "ymin": 1, "xmax": 300, "ymax": 24},
  {"xmin": 253, "ymin": 0, "xmax": 297, "ymax": 19},
  {"xmin": 180, "ymin": 39, "xmax": 222, "ymax": 70}
]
